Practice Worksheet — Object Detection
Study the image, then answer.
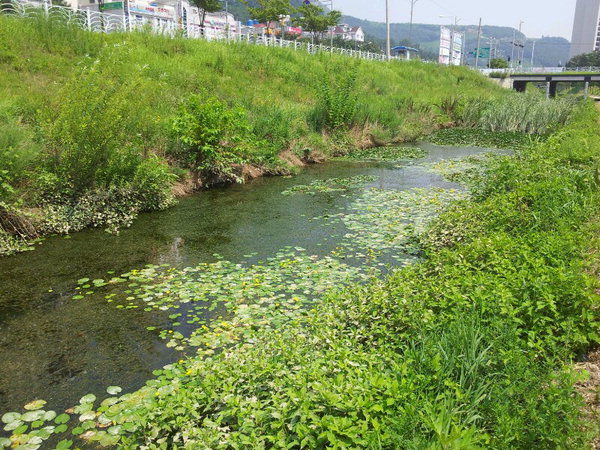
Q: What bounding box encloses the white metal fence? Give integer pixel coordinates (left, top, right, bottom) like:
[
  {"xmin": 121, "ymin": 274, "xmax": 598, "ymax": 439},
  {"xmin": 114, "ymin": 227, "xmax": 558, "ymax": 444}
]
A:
[
  {"xmin": 480, "ymin": 67, "xmax": 600, "ymax": 76},
  {"xmin": 1, "ymin": 0, "xmax": 388, "ymax": 61}
]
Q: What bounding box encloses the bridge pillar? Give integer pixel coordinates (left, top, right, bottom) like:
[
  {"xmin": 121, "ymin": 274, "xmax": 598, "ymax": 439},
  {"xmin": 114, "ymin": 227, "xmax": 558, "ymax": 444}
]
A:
[
  {"xmin": 513, "ymin": 80, "xmax": 527, "ymax": 93},
  {"xmin": 584, "ymin": 76, "xmax": 591, "ymax": 99},
  {"xmin": 546, "ymin": 81, "xmax": 558, "ymax": 99}
]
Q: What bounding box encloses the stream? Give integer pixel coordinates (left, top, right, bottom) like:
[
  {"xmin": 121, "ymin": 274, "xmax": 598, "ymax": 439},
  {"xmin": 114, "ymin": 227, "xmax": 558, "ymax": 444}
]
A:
[{"xmin": 0, "ymin": 143, "xmax": 504, "ymax": 416}]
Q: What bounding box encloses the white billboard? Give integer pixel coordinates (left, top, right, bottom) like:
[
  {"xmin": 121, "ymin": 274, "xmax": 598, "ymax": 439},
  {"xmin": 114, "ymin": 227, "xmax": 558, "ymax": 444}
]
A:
[
  {"xmin": 439, "ymin": 26, "xmax": 463, "ymax": 66},
  {"xmin": 439, "ymin": 26, "xmax": 451, "ymax": 65}
]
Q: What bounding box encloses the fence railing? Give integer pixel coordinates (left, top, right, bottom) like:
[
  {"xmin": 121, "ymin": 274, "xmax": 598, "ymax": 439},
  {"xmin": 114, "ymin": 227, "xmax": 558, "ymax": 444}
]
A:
[
  {"xmin": 480, "ymin": 67, "xmax": 600, "ymax": 76},
  {"xmin": 1, "ymin": 0, "xmax": 388, "ymax": 61}
]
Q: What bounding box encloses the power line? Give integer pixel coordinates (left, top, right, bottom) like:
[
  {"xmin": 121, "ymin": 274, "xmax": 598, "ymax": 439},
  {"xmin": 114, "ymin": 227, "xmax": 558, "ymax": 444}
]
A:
[{"xmin": 425, "ymin": 0, "xmax": 455, "ymax": 16}]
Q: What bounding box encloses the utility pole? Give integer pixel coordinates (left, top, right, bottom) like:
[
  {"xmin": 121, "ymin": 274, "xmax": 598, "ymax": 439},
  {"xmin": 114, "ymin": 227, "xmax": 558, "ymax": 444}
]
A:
[
  {"xmin": 386, "ymin": 0, "xmax": 391, "ymax": 59},
  {"xmin": 475, "ymin": 17, "xmax": 482, "ymax": 69},
  {"xmin": 510, "ymin": 29, "xmax": 516, "ymax": 68},
  {"xmin": 408, "ymin": 0, "xmax": 419, "ymax": 43},
  {"xmin": 462, "ymin": 28, "xmax": 467, "ymax": 65},
  {"xmin": 517, "ymin": 20, "xmax": 524, "ymax": 70},
  {"xmin": 330, "ymin": 0, "xmax": 334, "ymax": 49},
  {"xmin": 225, "ymin": 0, "xmax": 229, "ymax": 40}
]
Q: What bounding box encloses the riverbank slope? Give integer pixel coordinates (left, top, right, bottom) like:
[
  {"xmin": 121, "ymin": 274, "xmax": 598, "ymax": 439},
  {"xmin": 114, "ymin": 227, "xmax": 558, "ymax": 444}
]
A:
[{"xmin": 0, "ymin": 12, "xmax": 504, "ymax": 255}]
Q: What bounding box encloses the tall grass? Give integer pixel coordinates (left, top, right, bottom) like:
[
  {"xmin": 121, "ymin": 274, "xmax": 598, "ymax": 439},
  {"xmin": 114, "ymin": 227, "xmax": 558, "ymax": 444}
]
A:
[{"xmin": 461, "ymin": 93, "xmax": 576, "ymax": 135}]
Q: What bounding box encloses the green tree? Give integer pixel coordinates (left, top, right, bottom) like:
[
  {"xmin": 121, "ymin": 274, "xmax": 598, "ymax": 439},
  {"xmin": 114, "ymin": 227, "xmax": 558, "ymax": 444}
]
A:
[
  {"xmin": 191, "ymin": 0, "xmax": 222, "ymax": 35},
  {"xmin": 567, "ymin": 50, "xmax": 600, "ymax": 68},
  {"xmin": 489, "ymin": 58, "xmax": 509, "ymax": 69},
  {"xmin": 247, "ymin": 0, "xmax": 293, "ymax": 35},
  {"xmin": 294, "ymin": 3, "xmax": 340, "ymax": 43}
]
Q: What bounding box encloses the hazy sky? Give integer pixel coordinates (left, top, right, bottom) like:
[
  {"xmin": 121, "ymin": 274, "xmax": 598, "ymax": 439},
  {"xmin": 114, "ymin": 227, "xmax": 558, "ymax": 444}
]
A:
[{"xmin": 334, "ymin": 0, "xmax": 577, "ymax": 39}]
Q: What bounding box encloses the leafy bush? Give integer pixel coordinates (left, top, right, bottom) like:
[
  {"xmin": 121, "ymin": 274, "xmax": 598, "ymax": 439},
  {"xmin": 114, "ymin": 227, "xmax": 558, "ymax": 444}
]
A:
[
  {"xmin": 0, "ymin": 115, "xmax": 40, "ymax": 202},
  {"xmin": 133, "ymin": 157, "xmax": 176, "ymax": 211},
  {"xmin": 172, "ymin": 95, "xmax": 255, "ymax": 183},
  {"xmin": 40, "ymin": 186, "xmax": 142, "ymax": 235},
  {"xmin": 40, "ymin": 45, "xmax": 166, "ymax": 194}
]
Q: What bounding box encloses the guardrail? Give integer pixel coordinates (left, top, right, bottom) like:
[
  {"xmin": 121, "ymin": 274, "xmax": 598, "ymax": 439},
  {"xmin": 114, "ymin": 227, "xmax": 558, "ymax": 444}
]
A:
[
  {"xmin": 1, "ymin": 0, "xmax": 388, "ymax": 61},
  {"xmin": 479, "ymin": 67, "xmax": 600, "ymax": 76}
]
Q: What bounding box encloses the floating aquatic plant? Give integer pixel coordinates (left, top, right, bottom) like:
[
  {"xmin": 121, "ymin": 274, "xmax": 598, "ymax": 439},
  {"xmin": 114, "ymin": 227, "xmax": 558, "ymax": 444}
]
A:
[
  {"xmin": 335, "ymin": 146, "xmax": 427, "ymax": 161},
  {"xmin": 0, "ymin": 160, "xmax": 470, "ymax": 448},
  {"xmin": 281, "ymin": 175, "xmax": 377, "ymax": 195}
]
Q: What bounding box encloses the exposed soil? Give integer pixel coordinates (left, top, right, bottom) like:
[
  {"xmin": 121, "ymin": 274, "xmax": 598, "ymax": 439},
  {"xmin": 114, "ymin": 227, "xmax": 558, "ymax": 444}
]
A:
[
  {"xmin": 278, "ymin": 150, "xmax": 306, "ymax": 168},
  {"xmin": 574, "ymin": 349, "xmax": 600, "ymax": 448},
  {"xmin": 579, "ymin": 215, "xmax": 600, "ymax": 447}
]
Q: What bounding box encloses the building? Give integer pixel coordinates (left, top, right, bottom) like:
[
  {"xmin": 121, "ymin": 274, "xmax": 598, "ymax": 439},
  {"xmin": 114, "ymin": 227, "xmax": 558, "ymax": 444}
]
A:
[
  {"xmin": 70, "ymin": 0, "xmax": 238, "ymax": 38},
  {"xmin": 329, "ymin": 24, "xmax": 364, "ymax": 43},
  {"xmin": 392, "ymin": 45, "xmax": 418, "ymax": 61},
  {"xmin": 570, "ymin": 0, "xmax": 600, "ymax": 59}
]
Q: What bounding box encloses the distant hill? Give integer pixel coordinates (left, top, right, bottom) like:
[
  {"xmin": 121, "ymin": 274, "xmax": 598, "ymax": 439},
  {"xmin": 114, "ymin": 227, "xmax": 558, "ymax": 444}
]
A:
[
  {"xmin": 223, "ymin": 2, "xmax": 570, "ymax": 66},
  {"xmin": 340, "ymin": 16, "xmax": 570, "ymax": 67}
]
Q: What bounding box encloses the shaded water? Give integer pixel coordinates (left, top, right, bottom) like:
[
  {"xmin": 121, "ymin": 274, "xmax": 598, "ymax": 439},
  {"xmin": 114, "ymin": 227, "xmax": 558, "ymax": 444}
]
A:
[{"xmin": 0, "ymin": 144, "xmax": 501, "ymax": 414}]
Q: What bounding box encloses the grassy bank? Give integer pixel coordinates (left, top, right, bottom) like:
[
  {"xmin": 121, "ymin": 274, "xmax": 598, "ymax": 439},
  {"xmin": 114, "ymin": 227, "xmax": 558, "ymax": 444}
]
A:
[{"xmin": 1, "ymin": 10, "xmax": 509, "ymax": 256}]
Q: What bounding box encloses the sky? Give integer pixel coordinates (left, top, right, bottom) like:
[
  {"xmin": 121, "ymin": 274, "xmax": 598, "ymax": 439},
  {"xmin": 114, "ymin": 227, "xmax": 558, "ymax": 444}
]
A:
[{"xmin": 332, "ymin": 0, "xmax": 577, "ymax": 39}]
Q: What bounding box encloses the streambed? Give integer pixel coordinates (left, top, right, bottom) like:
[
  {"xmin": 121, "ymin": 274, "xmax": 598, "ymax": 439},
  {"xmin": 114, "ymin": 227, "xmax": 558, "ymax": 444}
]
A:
[{"xmin": 0, "ymin": 144, "xmax": 506, "ymax": 420}]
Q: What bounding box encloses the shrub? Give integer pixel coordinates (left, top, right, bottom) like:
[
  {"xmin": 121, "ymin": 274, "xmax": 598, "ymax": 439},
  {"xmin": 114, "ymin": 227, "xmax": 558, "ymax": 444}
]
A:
[
  {"xmin": 40, "ymin": 186, "xmax": 141, "ymax": 235},
  {"xmin": 133, "ymin": 157, "xmax": 176, "ymax": 211},
  {"xmin": 40, "ymin": 45, "xmax": 166, "ymax": 194},
  {"xmin": 172, "ymin": 95, "xmax": 254, "ymax": 183}
]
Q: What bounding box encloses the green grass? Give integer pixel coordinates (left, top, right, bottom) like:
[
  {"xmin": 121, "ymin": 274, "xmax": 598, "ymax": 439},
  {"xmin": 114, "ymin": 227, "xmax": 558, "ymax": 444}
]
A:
[{"xmin": 99, "ymin": 102, "xmax": 595, "ymax": 448}]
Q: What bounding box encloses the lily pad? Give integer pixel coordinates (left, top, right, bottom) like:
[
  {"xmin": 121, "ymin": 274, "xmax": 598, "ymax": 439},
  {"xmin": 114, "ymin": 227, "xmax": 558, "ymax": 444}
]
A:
[
  {"xmin": 55, "ymin": 439, "xmax": 73, "ymax": 449},
  {"xmin": 54, "ymin": 413, "xmax": 70, "ymax": 425},
  {"xmin": 78, "ymin": 412, "xmax": 96, "ymax": 422},
  {"xmin": 1, "ymin": 412, "xmax": 20, "ymax": 424},
  {"xmin": 42, "ymin": 411, "xmax": 56, "ymax": 422},
  {"xmin": 79, "ymin": 394, "xmax": 96, "ymax": 405},
  {"xmin": 3, "ymin": 419, "xmax": 23, "ymax": 431},
  {"xmin": 106, "ymin": 386, "xmax": 122, "ymax": 395},
  {"xmin": 24, "ymin": 400, "xmax": 46, "ymax": 411},
  {"xmin": 54, "ymin": 424, "xmax": 68, "ymax": 433},
  {"xmin": 21, "ymin": 410, "xmax": 45, "ymax": 422}
]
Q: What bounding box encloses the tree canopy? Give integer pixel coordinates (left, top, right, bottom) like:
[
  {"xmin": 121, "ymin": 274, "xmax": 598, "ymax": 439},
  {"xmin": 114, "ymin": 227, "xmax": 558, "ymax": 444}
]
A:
[
  {"xmin": 567, "ymin": 51, "xmax": 600, "ymax": 68},
  {"xmin": 247, "ymin": 0, "xmax": 293, "ymax": 33},
  {"xmin": 489, "ymin": 58, "xmax": 509, "ymax": 69},
  {"xmin": 294, "ymin": 3, "xmax": 341, "ymax": 42}
]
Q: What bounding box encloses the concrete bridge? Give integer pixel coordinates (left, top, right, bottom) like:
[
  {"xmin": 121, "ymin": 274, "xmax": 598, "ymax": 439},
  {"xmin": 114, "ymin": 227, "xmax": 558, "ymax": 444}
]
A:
[{"xmin": 510, "ymin": 73, "xmax": 600, "ymax": 99}]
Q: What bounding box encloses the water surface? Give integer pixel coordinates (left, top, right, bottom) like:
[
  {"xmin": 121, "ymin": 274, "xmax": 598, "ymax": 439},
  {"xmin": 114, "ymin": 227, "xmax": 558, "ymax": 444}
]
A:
[{"xmin": 0, "ymin": 144, "xmax": 501, "ymax": 413}]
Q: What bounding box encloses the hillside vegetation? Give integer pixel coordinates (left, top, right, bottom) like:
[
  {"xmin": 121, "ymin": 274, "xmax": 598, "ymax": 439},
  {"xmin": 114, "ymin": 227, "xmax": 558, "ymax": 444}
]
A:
[
  {"xmin": 339, "ymin": 17, "xmax": 570, "ymax": 67},
  {"xmin": 0, "ymin": 11, "xmax": 504, "ymax": 255}
]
